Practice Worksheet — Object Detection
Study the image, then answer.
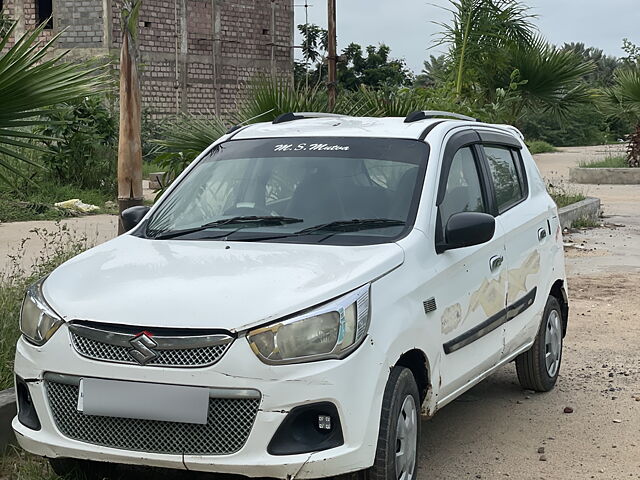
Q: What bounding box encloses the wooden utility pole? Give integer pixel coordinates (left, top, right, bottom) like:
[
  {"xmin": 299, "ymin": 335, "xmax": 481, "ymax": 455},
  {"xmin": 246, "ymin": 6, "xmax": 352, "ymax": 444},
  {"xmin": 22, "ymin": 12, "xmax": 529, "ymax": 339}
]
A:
[{"xmin": 327, "ymin": 0, "xmax": 337, "ymax": 110}]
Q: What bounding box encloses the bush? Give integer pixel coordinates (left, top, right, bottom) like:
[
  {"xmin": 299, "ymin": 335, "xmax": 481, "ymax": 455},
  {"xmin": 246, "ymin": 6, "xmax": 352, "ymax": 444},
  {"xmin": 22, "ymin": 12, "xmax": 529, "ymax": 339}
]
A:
[
  {"xmin": 519, "ymin": 103, "xmax": 611, "ymax": 147},
  {"xmin": 527, "ymin": 140, "xmax": 557, "ymax": 154},
  {"xmin": 35, "ymin": 96, "xmax": 118, "ymax": 192},
  {"xmin": 0, "ymin": 225, "xmax": 90, "ymax": 389}
]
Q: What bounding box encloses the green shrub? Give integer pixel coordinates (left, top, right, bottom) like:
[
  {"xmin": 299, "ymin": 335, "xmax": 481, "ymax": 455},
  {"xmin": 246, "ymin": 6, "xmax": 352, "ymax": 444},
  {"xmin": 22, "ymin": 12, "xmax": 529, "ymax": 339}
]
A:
[
  {"xmin": 0, "ymin": 225, "xmax": 90, "ymax": 389},
  {"xmin": 35, "ymin": 96, "xmax": 118, "ymax": 192},
  {"xmin": 518, "ymin": 103, "xmax": 615, "ymax": 147},
  {"xmin": 579, "ymin": 156, "xmax": 628, "ymax": 168},
  {"xmin": 527, "ymin": 140, "xmax": 557, "ymax": 154}
]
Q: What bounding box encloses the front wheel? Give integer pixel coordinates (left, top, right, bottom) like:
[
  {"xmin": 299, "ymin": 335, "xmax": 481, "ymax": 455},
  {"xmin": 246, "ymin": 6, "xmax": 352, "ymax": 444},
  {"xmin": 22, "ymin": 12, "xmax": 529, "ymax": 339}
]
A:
[
  {"xmin": 365, "ymin": 366, "xmax": 421, "ymax": 480},
  {"xmin": 516, "ymin": 295, "xmax": 564, "ymax": 392}
]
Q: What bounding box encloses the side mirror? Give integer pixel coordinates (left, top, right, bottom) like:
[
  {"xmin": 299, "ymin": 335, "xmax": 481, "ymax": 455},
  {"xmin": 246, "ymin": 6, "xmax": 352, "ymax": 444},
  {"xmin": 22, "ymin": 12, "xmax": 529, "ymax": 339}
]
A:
[
  {"xmin": 121, "ymin": 206, "xmax": 150, "ymax": 232},
  {"xmin": 438, "ymin": 212, "xmax": 495, "ymax": 252}
]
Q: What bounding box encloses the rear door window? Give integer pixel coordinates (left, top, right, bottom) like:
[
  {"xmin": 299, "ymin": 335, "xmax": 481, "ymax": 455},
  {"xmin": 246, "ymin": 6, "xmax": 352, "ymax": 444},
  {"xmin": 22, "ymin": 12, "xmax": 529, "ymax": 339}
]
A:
[{"xmin": 483, "ymin": 146, "xmax": 526, "ymax": 213}]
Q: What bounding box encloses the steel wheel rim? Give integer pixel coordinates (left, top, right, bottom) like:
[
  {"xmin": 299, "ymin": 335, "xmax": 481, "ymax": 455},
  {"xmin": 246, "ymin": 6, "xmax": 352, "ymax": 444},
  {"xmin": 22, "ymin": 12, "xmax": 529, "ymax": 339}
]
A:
[
  {"xmin": 544, "ymin": 309, "xmax": 562, "ymax": 377},
  {"xmin": 395, "ymin": 395, "xmax": 417, "ymax": 480}
]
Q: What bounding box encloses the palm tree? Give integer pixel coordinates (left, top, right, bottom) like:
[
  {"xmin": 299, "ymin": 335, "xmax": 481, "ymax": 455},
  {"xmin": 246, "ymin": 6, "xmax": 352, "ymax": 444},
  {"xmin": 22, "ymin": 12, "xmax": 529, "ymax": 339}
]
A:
[
  {"xmin": 0, "ymin": 19, "xmax": 105, "ymax": 185},
  {"xmin": 434, "ymin": 0, "xmax": 535, "ymax": 97},
  {"xmin": 117, "ymin": 0, "xmax": 143, "ymax": 233},
  {"xmin": 498, "ymin": 36, "xmax": 595, "ymax": 124},
  {"xmin": 434, "ymin": 0, "xmax": 595, "ymax": 125},
  {"xmin": 608, "ymin": 69, "xmax": 640, "ymax": 167}
]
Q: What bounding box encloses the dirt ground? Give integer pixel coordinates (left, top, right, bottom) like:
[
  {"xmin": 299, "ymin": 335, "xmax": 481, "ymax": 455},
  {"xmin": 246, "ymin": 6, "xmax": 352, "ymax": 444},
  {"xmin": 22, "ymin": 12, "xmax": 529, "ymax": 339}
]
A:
[{"xmin": 1, "ymin": 146, "xmax": 639, "ymax": 479}]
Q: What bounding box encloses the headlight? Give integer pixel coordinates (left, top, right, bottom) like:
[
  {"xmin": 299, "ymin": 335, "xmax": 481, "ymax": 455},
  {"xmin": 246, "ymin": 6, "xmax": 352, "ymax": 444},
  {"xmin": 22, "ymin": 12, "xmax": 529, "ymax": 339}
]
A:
[
  {"xmin": 247, "ymin": 284, "xmax": 370, "ymax": 365},
  {"xmin": 20, "ymin": 277, "xmax": 64, "ymax": 346}
]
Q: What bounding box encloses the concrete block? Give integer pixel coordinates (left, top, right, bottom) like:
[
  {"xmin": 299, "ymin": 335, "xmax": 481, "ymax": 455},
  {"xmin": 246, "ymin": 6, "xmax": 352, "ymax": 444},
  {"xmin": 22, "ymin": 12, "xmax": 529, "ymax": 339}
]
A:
[
  {"xmin": 569, "ymin": 167, "xmax": 640, "ymax": 185},
  {"xmin": 558, "ymin": 197, "xmax": 601, "ymax": 230}
]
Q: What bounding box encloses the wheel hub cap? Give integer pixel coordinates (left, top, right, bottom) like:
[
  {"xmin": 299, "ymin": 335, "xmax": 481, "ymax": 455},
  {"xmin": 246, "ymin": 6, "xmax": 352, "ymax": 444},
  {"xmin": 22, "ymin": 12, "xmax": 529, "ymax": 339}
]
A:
[
  {"xmin": 544, "ymin": 309, "xmax": 562, "ymax": 377},
  {"xmin": 395, "ymin": 395, "xmax": 417, "ymax": 480}
]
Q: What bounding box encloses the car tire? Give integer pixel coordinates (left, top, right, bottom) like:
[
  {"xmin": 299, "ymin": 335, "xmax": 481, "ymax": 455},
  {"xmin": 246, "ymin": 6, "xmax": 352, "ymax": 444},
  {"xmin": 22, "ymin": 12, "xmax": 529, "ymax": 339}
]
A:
[
  {"xmin": 357, "ymin": 366, "xmax": 421, "ymax": 480},
  {"xmin": 49, "ymin": 458, "xmax": 116, "ymax": 479},
  {"xmin": 516, "ymin": 295, "xmax": 564, "ymax": 392}
]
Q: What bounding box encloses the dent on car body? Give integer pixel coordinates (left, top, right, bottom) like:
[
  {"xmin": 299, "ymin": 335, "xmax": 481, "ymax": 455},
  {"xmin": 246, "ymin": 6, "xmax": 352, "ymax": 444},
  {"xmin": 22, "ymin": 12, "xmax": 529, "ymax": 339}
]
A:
[
  {"xmin": 507, "ymin": 250, "xmax": 541, "ymax": 300},
  {"xmin": 440, "ymin": 250, "xmax": 541, "ymax": 338},
  {"xmin": 441, "ymin": 304, "xmax": 463, "ymax": 335},
  {"xmin": 469, "ymin": 271, "xmax": 507, "ymax": 318}
]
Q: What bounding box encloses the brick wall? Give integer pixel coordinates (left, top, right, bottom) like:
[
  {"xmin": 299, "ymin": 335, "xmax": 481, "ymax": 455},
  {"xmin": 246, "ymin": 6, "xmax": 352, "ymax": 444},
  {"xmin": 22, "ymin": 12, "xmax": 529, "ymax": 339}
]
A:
[
  {"xmin": 56, "ymin": 0, "xmax": 103, "ymax": 48},
  {"xmin": 4, "ymin": 0, "xmax": 294, "ymax": 117},
  {"xmin": 2, "ymin": 0, "xmax": 55, "ymax": 48},
  {"xmin": 111, "ymin": 0, "xmax": 294, "ymax": 117}
]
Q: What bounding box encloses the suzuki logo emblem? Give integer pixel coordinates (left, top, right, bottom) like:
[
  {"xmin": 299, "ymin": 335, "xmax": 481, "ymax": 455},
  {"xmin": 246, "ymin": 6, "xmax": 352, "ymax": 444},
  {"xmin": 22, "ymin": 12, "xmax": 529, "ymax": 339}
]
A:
[{"xmin": 128, "ymin": 332, "xmax": 159, "ymax": 365}]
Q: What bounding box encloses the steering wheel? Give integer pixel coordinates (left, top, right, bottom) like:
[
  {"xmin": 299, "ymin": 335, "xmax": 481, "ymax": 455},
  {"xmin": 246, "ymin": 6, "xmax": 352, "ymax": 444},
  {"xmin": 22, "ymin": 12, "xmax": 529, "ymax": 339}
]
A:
[{"xmin": 223, "ymin": 205, "xmax": 273, "ymax": 217}]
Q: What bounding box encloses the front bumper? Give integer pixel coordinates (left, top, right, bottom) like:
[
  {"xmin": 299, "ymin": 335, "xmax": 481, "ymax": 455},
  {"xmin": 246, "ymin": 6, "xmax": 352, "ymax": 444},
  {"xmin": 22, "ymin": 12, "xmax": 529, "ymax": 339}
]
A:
[{"xmin": 13, "ymin": 326, "xmax": 388, "ymax": 479}]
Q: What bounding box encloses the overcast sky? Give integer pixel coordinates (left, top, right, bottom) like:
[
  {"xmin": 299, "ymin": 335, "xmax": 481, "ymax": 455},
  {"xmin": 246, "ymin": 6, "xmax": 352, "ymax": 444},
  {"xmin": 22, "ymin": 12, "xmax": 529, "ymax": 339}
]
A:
[{"xmin": 293, "ymin": 0, "xmax": 639, "ymax": 74}]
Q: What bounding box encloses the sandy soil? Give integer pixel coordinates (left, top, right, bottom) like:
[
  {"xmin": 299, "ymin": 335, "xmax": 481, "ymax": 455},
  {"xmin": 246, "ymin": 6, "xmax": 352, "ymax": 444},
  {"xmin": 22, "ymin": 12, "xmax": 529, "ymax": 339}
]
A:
[{"xmin": 1, "ymin": 146, "xmax": 639, "ymax": 479}]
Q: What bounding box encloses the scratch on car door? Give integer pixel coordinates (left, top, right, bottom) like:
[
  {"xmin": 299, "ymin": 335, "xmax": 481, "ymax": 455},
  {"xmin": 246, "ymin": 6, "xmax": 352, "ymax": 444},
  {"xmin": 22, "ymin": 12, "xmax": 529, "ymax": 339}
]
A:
[{"xmin": 507, "ymin": 250, "xmax": 540, "ymax": 300}]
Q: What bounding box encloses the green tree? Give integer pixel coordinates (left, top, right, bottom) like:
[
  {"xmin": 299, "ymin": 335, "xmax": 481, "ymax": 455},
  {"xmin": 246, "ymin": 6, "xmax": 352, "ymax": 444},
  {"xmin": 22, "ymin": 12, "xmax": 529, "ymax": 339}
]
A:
[
  {"xmin": 434, "ymin": 0, "xmax": 535, "ymax": 97},
  {"xmin": 0, "ymin": 19, "xmax": 106, "ymax": 185},
  {"xmin": 294, "ymin": 23, "xmax": 412, "ymax": 91},
  {"xmin": 607, "ymin": 68, "xmax": 640, "ymax": 166},
  {"xmin": 337, "ymin": 43, "xmax": 413, "ymax": 91},
  {"xmin": 561, "ymin": 43, "xmax": 620, "ymax": 87},
  {"xmin": 414, "ymin": 55, "xmax": 449, "ymax": 88},
  {"xmin": 434, "ymin": 0, "xmax": 595, "ymax": 125}
]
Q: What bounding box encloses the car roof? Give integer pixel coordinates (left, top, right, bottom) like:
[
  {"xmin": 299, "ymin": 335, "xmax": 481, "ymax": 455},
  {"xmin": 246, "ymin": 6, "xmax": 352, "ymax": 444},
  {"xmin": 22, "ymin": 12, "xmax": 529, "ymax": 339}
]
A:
[{"xmin": 230, "ymin": 114, "xmax": 522, "ymax": 142}]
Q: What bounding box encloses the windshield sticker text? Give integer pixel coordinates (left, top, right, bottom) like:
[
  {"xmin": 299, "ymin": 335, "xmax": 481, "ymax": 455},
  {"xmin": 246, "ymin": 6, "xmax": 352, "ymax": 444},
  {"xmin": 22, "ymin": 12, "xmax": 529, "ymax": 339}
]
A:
[{"xmin": 274, "ymin": 143, "xmax": 351, "ymax": 152}]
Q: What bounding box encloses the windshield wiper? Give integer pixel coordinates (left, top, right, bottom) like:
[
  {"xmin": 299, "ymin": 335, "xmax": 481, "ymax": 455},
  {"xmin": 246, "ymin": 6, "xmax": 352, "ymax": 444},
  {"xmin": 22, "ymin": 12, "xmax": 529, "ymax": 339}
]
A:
[
  {"xmin": 294, "ymin": 218, "xmax": 406, "ymax": 236},
  {"xmin": 152, "ymin": 216, "xmax": 304, "ymax": 240}
]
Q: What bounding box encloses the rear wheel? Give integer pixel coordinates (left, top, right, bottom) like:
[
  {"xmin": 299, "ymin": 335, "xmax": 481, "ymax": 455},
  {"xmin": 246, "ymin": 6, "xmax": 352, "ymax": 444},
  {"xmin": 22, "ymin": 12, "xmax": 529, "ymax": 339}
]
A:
[
  {"xmin": 516, "ymin": 295, "xmax": 564, "ymax": 392},
  {"xmin": 365, "ymin": 366, "xmax": 420, "ymax": 480}
]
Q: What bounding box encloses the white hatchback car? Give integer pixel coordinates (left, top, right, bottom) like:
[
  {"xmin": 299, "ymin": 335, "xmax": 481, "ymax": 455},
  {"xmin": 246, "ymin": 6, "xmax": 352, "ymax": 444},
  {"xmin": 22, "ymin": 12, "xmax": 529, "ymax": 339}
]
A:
[{"xmin": 14, "ymin": 111, "xmax": 568, "ymax": 480}]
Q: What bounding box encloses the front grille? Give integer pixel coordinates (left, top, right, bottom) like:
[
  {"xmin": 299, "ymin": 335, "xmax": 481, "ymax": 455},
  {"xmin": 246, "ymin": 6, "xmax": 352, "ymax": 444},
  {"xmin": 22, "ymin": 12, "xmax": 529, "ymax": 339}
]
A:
[
  {"xmin": 70, "ymin": 333, "xmax": 230, "ymax": 367},
  {"xmin": 68, "ymin": 322, "xmax": 234, "ymax": 368},
  {"xmin": 45, "ymin": 378, "xmax": 260, "ymax": 455}
]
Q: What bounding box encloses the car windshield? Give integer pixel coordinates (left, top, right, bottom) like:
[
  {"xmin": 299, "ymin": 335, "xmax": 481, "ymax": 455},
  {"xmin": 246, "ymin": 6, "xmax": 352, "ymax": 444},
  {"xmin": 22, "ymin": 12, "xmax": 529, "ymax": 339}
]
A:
[{"xmin": 144, "ymin": 137, "xmax": 429, "ymax": 245}]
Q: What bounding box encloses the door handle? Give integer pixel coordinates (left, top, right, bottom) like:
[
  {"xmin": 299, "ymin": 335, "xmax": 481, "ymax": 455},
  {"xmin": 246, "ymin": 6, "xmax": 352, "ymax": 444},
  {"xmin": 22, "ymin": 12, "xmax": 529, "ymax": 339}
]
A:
[
  {"xmin": 489, "ymin": 255, "xmax": 504, "ymax": 272},
  {"xmin": 538, "ymin": 228, "xmax": 547, "ymax": 241}
]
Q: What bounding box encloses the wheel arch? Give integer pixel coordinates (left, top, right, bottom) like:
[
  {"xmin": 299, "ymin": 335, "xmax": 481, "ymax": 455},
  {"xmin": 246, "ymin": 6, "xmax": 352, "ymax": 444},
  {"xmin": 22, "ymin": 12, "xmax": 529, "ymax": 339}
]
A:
[
  {"xmin": 394, "ymin": 349, "xmax": 431, "ymax": 406},
  {"xmin": 549, "ymin": 279, "xmax": 569, "ymax": 337}
]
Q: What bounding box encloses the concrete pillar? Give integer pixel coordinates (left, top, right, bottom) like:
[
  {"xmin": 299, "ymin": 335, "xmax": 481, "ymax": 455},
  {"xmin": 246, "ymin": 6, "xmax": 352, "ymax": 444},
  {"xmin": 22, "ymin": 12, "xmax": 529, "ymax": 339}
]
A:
[
  {"xmin": 102, "ymin": 0, "xmax": 112, "ymax": 48},
  {"xmin": 212, "ymin": 0, "xmax": 221, "ymax": 115},
  {"xmin": 178, "ymin": 0, "xmax": 188, "ymax": 113}
]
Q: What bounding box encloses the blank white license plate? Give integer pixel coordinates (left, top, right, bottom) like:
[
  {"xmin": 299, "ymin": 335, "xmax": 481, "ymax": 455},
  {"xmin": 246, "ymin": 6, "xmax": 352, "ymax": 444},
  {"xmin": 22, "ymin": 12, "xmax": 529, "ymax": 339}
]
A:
[{"xmin": 77, "ymin": 378, "xmax": 209, "ymax": 425}]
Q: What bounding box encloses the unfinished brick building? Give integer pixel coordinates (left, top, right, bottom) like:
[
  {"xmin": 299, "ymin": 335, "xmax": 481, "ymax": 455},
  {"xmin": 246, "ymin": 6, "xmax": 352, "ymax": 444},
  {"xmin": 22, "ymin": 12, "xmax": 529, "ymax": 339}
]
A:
[{"xmin": 2, "ymin": 0, "xmax": 294, "ymax": 116}]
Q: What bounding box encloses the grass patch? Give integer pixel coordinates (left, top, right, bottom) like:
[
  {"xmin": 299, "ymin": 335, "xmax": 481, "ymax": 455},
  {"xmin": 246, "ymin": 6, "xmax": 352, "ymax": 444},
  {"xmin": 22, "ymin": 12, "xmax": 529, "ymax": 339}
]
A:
[
  {"xmin": 546, "ymin": 181, "xmax": 586, "ymax": 208},
  {"xmin": 571, "ymin": 217, "xmax": 600, "ymax": 229},
  {"xmin": 549, "ymin": 191, "xmax": 586, "ymax": 209},
  {"xmin": 0, "ymin": 184, "xmax": 116, "ymax": 223},
  {"xmin": 579, "ymin": 156, "xmax": 628, "ymax": 168},
  {"xmin": 0, "ymin": 225, "xmax": 90, "ymax": 390},
  {"xmin": 0, "ymin": 450, "xmax": 61, "ymax": 480},
  {"xmin": 527, "ymin": 140, "xmax": 557, "ymax": 154}
]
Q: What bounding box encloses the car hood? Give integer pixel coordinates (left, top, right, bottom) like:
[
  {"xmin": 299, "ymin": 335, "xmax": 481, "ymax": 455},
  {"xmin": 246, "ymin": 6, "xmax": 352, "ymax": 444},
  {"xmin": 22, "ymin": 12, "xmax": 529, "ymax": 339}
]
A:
[{"xmin": 44, "ymin": 234, "xmax": 404, "ymax": 332}]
